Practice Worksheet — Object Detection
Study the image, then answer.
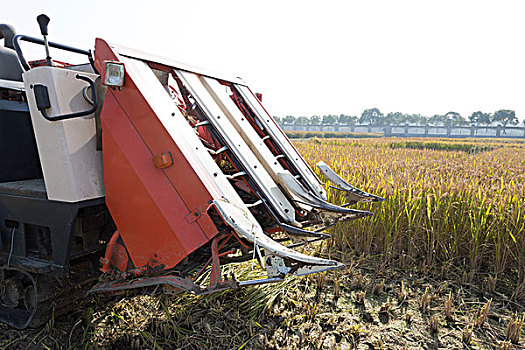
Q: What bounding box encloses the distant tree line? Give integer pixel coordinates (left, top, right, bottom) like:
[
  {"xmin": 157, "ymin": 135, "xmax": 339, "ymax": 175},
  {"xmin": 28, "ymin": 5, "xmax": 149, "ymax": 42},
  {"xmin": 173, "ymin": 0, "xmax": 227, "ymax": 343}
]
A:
[{"xmin": 274, "ymin": 108, "xmax": 523, "ymax": 127}]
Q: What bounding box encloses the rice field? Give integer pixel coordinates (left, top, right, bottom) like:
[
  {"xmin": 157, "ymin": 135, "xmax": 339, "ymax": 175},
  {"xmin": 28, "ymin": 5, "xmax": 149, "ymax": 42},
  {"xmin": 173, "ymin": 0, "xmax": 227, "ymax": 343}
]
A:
[
  {"xmin": 2, "ymin": 137, "xmax": 524, "ymax": 349},
  {"xmin": 296, "ymin": 137, "xmax": 525, "ymax": 298}
]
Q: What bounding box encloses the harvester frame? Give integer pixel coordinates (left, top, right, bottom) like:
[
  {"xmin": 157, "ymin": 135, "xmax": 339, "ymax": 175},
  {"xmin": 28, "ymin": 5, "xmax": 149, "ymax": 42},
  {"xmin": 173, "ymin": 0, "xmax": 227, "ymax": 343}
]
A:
[{"xmin": 0, "ymin": 15, "xmax": 383, "ymax": 329}]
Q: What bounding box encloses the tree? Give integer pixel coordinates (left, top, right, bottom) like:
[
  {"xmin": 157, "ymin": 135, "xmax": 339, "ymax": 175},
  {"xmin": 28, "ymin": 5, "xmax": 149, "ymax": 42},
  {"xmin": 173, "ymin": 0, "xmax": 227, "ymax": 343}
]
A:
[
  {"xmin": 428, "ymin": 114, "xmax": 447, "ymax": 125},
  {"xmin": 337, "ymin": 114, "xmax": 349, "ymax": 125},
  {"xmin": 283, "ymin": 115, "xmax": 295, "ymax": 124},
  {"xmin": 469, "ymin": 111, "xmax": 479, "ymax": 126},
  {"xmin": 411, "ymin": 114, "xmax": 428, "ymax": 125},
  {"xmin": 322, "ymin": 114, "xmax": 337, "ymax": 125},
  {"xmin": 310, "ymin": 115, "xmax": 321, "ymax": 125},
  {"xmin": 295, "ymin": 116, "xmax": 309, "ymax": 125},
  {"xmin": 492, "ymin": 109, "xmax": 518, "ymax": 127},
  {"xmin": 273, "ymin": 116, "xmax": 282, "ymax": 124},
  {"xmin": 385, "ymin": 112, "xmax": 404, "ymax": 125},
  {"xmin": 359, "ymin": 108, "xmax": 383, "ymax": 125},
  {"xmin": 478, "ymin": 113, "xmax": 492, "ymax": 126},
  {"xmin": 403, "ymin": 114, "xmax": 425, "ymax": 125},
  {"xmin": 421, "ymin": 115, "xmax": 430, "ymax": 125},
  {"xmin": 404, "ymin": 114, "xmax": 415, "ymax": 125},
  {"xmin": 469, "ymin": 111, "xmax": 492, "ymax": 126},
  {"xmin": 338, "ymin": 115, "xmax": 358, "ymax": 125},
  {"xmin": 445, "ymin": 111, "xmax": 467, "ymax": 126}
]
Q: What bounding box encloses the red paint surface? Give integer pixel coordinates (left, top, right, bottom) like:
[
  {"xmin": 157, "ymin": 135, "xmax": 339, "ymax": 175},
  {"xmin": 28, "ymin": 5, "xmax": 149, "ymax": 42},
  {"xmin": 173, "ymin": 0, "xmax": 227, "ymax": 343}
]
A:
[
  {"xmin": 101, "ymin": 92, "xmax": 214, "ymax": 268},
  {"xmin": 95, "ymin": 39, "xmax": 218, "ymax": 241}
]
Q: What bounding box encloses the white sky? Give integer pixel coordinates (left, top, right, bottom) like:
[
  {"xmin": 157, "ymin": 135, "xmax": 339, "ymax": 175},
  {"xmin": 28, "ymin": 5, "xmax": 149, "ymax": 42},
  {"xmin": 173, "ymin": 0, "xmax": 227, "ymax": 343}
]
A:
[{"xmin": 3, "ymin": 0, "xmax": 525, "ymax": 122}]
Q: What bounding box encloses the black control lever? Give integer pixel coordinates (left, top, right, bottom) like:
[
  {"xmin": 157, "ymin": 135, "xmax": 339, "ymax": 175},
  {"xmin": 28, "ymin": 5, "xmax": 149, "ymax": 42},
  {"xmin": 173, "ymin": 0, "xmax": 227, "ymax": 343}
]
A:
[
  {"xmin": 36, "ymin": 14, "xmax": 49, "ymax": 35},
  {"xmin": 36, "ymin": 14, "xmax": 52, "ymax": 66}
]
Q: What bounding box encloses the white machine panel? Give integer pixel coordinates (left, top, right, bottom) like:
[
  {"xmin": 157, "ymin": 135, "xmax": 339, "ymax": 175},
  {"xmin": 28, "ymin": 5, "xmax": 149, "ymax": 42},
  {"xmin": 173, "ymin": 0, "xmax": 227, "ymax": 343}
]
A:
[
  {"xmin": 235, "ymin": 85, "xmax": 327, "ymax": 200},
  {"xmin": 23, "ymin": 66, "xmax": 104, "ymax": 202},
  {"xmin": 176, "ymin": 70, "xmax": 297, "ymax": 224},
  {"xmin": 201, "ymin": 77, "xmax": 307, "ymax": 202}
]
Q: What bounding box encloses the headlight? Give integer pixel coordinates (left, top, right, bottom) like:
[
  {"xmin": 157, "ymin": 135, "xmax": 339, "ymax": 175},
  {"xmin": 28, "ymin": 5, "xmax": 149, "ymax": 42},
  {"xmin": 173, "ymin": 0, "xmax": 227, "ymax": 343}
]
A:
[{"xmin": 103, "ymin": 61, "xmax": 125, "ymax": 87}]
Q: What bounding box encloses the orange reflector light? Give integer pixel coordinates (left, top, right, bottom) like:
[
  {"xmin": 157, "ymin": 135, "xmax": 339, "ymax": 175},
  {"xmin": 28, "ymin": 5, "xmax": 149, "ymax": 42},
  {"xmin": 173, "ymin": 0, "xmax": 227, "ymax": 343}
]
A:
[{"xmin": 153, "ymin": 152, "xmax": 173, "ymax": 169}]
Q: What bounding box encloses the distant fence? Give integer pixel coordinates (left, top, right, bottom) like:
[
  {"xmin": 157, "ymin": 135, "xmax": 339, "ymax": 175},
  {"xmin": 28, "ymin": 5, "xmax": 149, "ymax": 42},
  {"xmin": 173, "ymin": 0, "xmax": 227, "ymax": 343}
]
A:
[{"xmin": 280, "ymin": 124, "xmax": 525, "ymax": 139}]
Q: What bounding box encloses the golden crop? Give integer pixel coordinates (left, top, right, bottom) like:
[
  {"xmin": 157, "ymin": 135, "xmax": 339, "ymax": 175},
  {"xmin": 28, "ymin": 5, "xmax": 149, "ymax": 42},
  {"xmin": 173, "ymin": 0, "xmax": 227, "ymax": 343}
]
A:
[{"xmin": 296, "ymin": 138, "xmax": 525, "ymax": 296}]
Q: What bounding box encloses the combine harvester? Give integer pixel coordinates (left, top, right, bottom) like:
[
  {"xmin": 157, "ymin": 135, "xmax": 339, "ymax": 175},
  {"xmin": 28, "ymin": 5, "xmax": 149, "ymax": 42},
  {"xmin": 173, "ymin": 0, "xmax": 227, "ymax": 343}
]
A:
[{"xmin": 0, "ymin": 15, "xmax": 383, "ymax": 328}]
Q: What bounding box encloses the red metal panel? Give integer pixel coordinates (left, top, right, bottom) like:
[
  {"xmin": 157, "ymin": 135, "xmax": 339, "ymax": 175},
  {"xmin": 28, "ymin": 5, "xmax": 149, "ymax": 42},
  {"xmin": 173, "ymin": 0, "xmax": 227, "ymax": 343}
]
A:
[
  {"xmin": 95, "ymin": 38, "xmax": 218, "ymax": 241},
  {"xmin": 101, "ymin": 92, "xmax": 213, "ymax": 269},
  {"xmin": 111, "ymin": 243, "xmax": 129, "ymax": 272}
]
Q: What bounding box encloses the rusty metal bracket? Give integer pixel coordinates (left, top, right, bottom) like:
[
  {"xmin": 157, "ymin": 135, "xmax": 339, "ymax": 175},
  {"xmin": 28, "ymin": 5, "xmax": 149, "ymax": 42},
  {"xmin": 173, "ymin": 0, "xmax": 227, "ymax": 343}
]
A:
[
  {"xmin": 209, "ymin": 235, "xmax": 222, "ymax": 288},
  {"xmin": 89, "ymin": 275, "xmax": 202, "ymax": 294}
]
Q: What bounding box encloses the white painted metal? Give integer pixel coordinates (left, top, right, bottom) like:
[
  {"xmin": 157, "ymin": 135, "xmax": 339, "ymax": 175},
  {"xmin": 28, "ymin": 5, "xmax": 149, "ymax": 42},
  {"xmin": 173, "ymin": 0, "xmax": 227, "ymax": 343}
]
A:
[
  {"xmin": 316, "ymin": 161, "xmax": 350, "ymax": 189},
  {"xmin": 235, "ymin": 85, "xmax": 328, "ymax": 200},
  {"xmin": 175, "ymin": 70, "xmax": 297, "ymax": 224},
  {"xmin": 202, "ymin": 77, "xmax": 318, "ymax": 210},
  {"xmin": 316, "ymin": 161, "xmax": 383, "ymax": 203},
  {"xmin": 112, "ymin": 42, "xmax": 246, "ymax": 86},
  {"xmin": 213, "ymin": 199, "xmax": 343, "ymax": 276},
  {"xmin": 23, "ymin": 66, "xmax": 104, "ymax": 202},
  {"xmin": 238, "ymin": 277, "xmax": 283, "ymax": 287},
  {"xmin": 266, "ymin": 255, "xmax": 291, "ymax": 277},
  {"xmin": 0, "ymin": 78, "xmax": 24, "ymax": 91}
]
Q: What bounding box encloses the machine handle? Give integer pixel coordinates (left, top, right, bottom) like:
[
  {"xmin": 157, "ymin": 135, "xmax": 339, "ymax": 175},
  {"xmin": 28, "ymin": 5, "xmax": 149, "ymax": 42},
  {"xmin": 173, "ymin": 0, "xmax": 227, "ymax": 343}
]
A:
[
  {"xmin": 36, "ymin": 14, "xmax": 52, "ymax": 66},
  {"xmin": 36, "ymin": 14, "xmax": 50, "ymax": 36},
  {"xmin": 12, "ymin": 34, "xmax": 97, "ymax": 73},
  {"xmin": 38, "ymin": 74, "xmax": 98, "ymax": 121}
]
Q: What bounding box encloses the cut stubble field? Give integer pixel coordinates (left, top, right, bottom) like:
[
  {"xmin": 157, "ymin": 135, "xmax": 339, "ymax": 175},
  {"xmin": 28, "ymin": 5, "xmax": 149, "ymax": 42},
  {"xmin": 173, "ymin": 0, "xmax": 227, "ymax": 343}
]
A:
[{"xmin": 1, "ymin": 137, "xmax": 524, "ymax": 349}]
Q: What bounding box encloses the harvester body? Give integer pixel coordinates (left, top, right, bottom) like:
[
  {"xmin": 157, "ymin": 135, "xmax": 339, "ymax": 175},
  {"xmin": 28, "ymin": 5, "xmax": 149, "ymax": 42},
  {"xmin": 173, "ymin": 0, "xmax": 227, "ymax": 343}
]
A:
[{"xmin": 0, "ymin": 18, "xmax": 383, "ymax": 328}]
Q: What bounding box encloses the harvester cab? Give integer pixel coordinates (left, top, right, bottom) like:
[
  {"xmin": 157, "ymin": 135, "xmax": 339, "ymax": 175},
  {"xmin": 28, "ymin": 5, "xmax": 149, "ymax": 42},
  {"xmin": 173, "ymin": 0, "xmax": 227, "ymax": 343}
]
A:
[{"xmin": 0, "ymin": 15, "xmax": 383, "ymax": 328}]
